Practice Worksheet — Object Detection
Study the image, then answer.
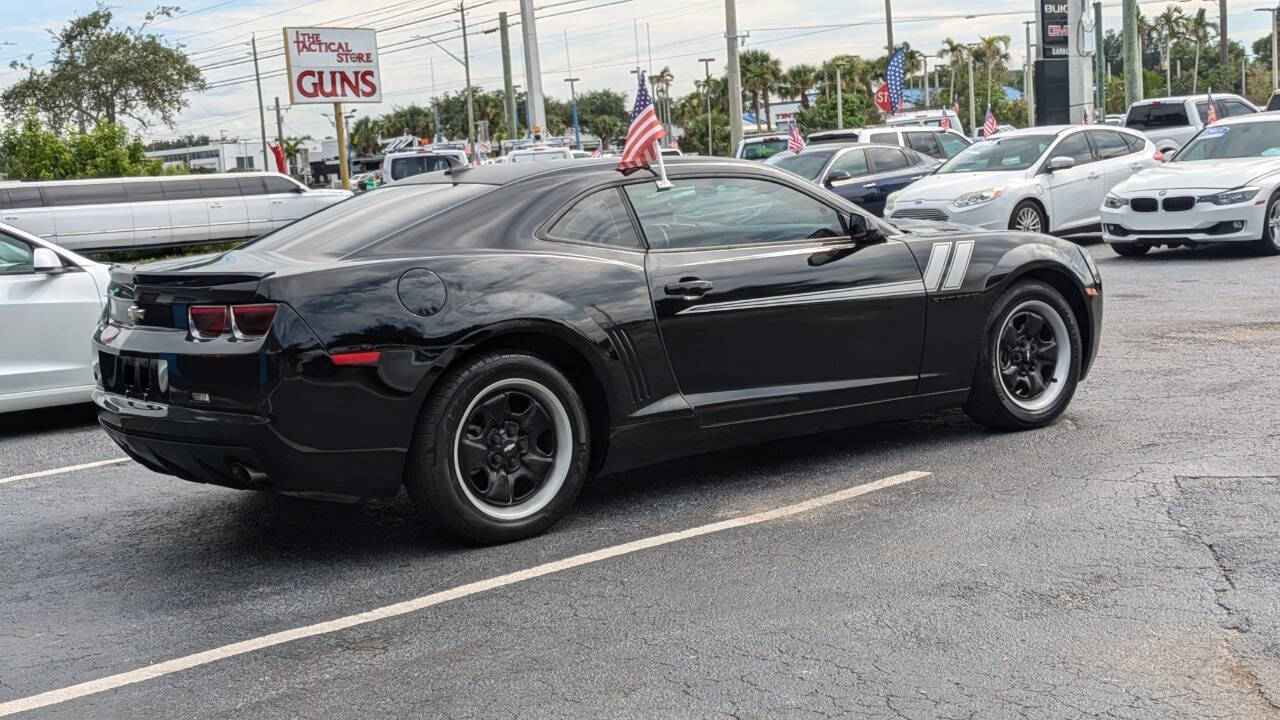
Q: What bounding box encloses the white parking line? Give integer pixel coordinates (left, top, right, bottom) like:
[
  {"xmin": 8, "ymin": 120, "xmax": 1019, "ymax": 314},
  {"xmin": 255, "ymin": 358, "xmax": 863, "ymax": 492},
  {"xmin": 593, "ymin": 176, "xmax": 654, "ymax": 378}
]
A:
[
  {"xmin": 0, "ymin": 469, "xmax": 930, "ymax": 717},
  {"xmin": 0, "ymin": 458, "xmax": 131, "ymax": 487}
]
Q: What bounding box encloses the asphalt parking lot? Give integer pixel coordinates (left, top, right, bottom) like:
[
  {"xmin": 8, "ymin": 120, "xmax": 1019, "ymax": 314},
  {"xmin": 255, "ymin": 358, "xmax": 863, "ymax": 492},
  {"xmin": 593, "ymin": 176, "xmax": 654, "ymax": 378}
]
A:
[{"xmin": 2, "ymin": 241, "xmax": 1278, "ymax": 719}]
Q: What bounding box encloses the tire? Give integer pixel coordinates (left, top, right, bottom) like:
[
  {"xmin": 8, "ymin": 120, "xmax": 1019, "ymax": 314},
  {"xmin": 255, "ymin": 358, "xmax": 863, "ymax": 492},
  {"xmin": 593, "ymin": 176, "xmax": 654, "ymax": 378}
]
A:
[
  {"xmin": 405, "ymin": 351, "xmax": 590, "ymax": 544},
  {"xmin": 1110, "ymin": 242, "xmax": 1150, "ymax": 257},
  {"xmin": 964, "ymin": 280, "xmax": 1083, "ymax": 431},
  {"xmin": 1008, "ymin": 200, "xmax": 1047, "ymax": 234},
  {"xmin": 1251, "ymin": 192, "xmax": 1280, "ymax": 256}
]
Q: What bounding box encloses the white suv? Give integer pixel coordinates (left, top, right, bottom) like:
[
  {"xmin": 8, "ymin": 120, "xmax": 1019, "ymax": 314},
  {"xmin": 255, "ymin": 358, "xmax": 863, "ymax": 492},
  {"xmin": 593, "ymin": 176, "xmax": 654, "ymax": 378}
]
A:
[{"xmin": 807, "ymin": 126, "xmax": 971, "ymax": 160}]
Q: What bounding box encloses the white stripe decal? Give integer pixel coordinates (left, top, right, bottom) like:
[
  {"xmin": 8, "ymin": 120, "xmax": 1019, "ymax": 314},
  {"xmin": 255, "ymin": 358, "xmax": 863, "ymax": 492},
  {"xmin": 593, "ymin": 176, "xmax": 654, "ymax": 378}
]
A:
[
  {"xmin": 675, "ymin": 280, "xmax": 925, "ymax": 315},
  {"xmin": 922, "ymin": 242, "xmax": 952, "ymax": 291},
  {"xmin": 941, "ymin": 240, "xmax": 974, "ymax": 290}
]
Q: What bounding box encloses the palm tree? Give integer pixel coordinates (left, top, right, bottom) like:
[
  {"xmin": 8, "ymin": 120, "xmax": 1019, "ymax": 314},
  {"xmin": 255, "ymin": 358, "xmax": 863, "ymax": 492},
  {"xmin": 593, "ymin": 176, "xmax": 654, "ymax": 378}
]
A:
[
  {"xmin": 939, "ymin": 38, "xmax": 968, "ymax": 106},
  {"xmin": 1154, "ymin": 5, "xmax": 1187, "ymax": 94},
  {"xmin": 975, "ymin": 35, "xmax": 1011, "ymax": 107},
  {"xmin": 1186, "ymin": 7, "xmax": 1217, "ymax": 94},
  {"xmin": 348, "ymin": 116, "xmax": 381, "ymax": 155},
  {"xmin": 779, "ymin": 64, "xmax": 819, "ymax": 108},
  {"xmin": 739, "ymin": 49, "xmax": 782, "ymax": 131},
  {"xmin": 280, "ymin": 136, "xmax": 307, "ymax": 177}
]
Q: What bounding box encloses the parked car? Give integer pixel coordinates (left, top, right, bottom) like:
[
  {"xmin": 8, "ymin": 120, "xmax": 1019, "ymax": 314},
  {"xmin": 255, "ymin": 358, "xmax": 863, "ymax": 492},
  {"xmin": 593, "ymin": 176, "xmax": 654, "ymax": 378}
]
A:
[
  {"xmin": 807, "ymin": 126, "xmax": 971, "ymax": 160},
  {"xmin": 1123, "ymin": 93, "xmax": 1257, "ymax": 153},
  {"xmin": 0, "ymin": 225, "xmax": 109, "ymax": 413},
  {"xmin": 1267, "ymin": 91, "xmax": 1280, "ymax": 112},
  {"xmin": 769, "ymin": 142, "xmax": 939, "ymax": 216},
  {"xmin": 735, "ymin": 134, "xmax": 790, "ymax": 161},
  {"xmin": 350, "ymin": 171, "xmax": 381, "ymax": 193},
  {"xmin": 1104, "ymin": 114, "xmax": 1126, "ymax": 126},
  {"xmin": 93, "ymin": 159, "xmax": 1102, "ymax": 543},
  {"xmin": 1101, "ymin": 113, "xmax": 1280, "ymax": 256},
  {"xmin": 884, "ymin": 108, "xmax": 965, "ymax": 134},
  {"xmin": 0, "ymin": 173, "xmax": 349, "ymax": 252},
  {"xmin": 508, "ymin": 146, "xmax": 579, "ymax": 162},
  {"xmin": 885, "ymin": 125, "xmax": 1159, "ymax": 235},
  {"xmin": 382, "ymin": 150, "xmax": 465, "ymax": 182},
  {"xmin": 660, "ymin": 148, "xmax": 684, "ymax": 157},
  {"xmin": 974, "ymin": 124, "xmax": 1017, "ymax": 139}
]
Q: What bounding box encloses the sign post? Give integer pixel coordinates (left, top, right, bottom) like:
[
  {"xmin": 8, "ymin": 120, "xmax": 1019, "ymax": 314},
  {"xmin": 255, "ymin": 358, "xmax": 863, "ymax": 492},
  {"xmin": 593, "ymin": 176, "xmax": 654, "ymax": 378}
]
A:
[{"xmin": 283, "ymin": 27, "xmax": 382, "ymax": 190}]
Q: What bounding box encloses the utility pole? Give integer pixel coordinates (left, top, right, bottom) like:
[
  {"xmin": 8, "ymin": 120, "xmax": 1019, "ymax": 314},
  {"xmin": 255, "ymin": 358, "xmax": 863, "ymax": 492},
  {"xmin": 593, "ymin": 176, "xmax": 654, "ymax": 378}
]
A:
[
  {"xmin": 699, "ymin": 57, "xmax": 715, "ymax": 156},
  {"xmin": 1094, "ymin": 1, "xmax": 1105, "ymax": 116},
  {"xmin": 459, "ymin": 1, "xmax": 476, "ymax": 154},
  {"xmin": 431, "ymin": 58, "xmax": 441, "ymax": 143},
  {"xmin": 1023, "ymin": 20, "xmax": 1036, "ymax": 127},
  {"xmin": 884, "ymin": 0, "xmax": 894, "ymax": 55},
  {"xmin": 499, "ymin": 13, "xmax": 518, "ymax": 143},
  {"xmin": 836, "ymin": 66, "xmax": 843, "ymax": 129},
  {"xmin": 1123, "ymin": 0, "xmax": 1143, "ymax": 106},
  {"xmin": 519, "ymin": 0, "xmax": 545, "ymax": 138},
  {"xmin": 334, "ymin": 105, "xmax": 350, "ymax": 190},
  {"xmin": 967, "ymin": 55, "xmax": 975, "ymax": 135},
  {"xmin": 273, "ymin": 96, "xmax": 285, "ymax": 174},
  {"xmin": 251, "ymin": 34, "xmax": 269, "ymax": 173},
  {"xmin": 564, "ymin": 31, "xmax": 581, "ymax": 150},
  {"xmin": 922, "ymin": 56, "xmax": 929, "ymax": 108},
  {"xmin": 724, "ymin": 0, "xmax": 744, "ymax": 153}
]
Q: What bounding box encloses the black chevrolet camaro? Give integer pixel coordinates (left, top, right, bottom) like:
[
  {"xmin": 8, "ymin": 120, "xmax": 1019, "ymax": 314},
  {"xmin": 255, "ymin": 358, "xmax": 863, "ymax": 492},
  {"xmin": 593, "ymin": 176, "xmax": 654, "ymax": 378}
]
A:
[{"xmin": 94, "ymin": 159, "xmax": 1103, "ymax": 543}]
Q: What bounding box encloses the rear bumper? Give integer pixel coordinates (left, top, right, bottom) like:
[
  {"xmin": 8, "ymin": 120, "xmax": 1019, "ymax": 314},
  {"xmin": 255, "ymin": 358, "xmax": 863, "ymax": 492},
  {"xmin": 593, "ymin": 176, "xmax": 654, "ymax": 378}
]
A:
[{"xmin": 96, "ymin": 390, "xmax": 406, "ymax": 498}]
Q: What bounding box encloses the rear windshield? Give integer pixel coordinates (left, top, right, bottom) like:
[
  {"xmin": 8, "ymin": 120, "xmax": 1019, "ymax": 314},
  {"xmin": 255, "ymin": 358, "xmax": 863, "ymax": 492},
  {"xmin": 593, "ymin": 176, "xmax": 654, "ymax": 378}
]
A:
[
  {"xmin": 240, "ymin": 184, "xmax": 489, "ymax": 258},
  {"xmin": 738, "ymin": 138, "xmax": 788, "ymax": 160},
  {"xmin": 389, "ymin": 155, "xmax": 453, "ymax": 181},
  {"xmin": 1125, "ymin": 103, "xmax": 1190, "ymax": 129},
  {"xmin": 511, "ymin": 151, "xmax": 569, "ymax": 162}
]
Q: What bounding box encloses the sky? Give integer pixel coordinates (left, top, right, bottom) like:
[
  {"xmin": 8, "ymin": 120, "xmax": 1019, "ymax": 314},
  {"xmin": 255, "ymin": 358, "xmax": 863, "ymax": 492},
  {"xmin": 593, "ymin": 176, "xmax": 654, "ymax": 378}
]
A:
[{"xmin": 0, "ymin": 0, "xmax": 1271, "ymax": 143}]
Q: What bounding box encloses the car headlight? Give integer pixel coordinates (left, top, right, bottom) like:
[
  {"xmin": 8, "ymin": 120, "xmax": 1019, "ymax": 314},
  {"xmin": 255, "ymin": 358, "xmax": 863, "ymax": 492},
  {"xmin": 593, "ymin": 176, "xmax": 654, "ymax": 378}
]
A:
[
  {"xmin": 885, "ymin": 191, "xmax": 900, "ymax": 211},
  {"xmin": 1196, "ymin": 187, "xmax": 1261, "ymax": 205},
  {"xmin": 1103, "ymin": 192, "xmax": 1129, "ymax": 209},
  {"xmin": 953, "ymin": 186, "xmax": 1005, "ymax": 208}
]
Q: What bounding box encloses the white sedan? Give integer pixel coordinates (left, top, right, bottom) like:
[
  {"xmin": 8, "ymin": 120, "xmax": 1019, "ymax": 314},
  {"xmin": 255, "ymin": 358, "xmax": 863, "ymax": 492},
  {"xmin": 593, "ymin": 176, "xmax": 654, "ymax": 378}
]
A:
[
  {"xmin": 886, "ymin": 125, "xmax": 1159, "ymax": 235},
  {"xmin": 1101, "ymin": 113, "xmax": 1280, "ymax": 256},
  {"xmin": 0, "ymin": 224, "xmax": 109, "ymax": 413}
]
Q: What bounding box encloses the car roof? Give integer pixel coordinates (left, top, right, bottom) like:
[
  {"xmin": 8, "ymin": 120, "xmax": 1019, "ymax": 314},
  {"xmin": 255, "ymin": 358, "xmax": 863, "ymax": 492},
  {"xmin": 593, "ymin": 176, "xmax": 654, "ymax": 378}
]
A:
[
  {"xmin": 1131, "ymin": 93, "xmax": 1246, "ymax": 105},
  {"xmin": 1199, "ymin": 112, "xmax": 1279, "ymax": 127},
  {"xmin": 794, "ymin": 141, "xmax": 911, "ymax": 154},
  {"xmin": 396, "ymin": 157, "xmax": 761, "ymax": 187}
]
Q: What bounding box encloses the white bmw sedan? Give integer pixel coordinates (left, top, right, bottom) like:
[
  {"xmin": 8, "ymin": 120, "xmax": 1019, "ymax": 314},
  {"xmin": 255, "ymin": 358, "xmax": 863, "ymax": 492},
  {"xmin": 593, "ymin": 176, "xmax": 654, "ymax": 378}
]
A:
[
  {"xmin": 885, "ymin": 125, "xmax": 1159, "ymax": 235},
  {"xmin": 1101, "ymin": 113, "xmax": 1280, "ymax": 256},
  {"xmin": 0, "ymin": 223, "xmax": 109, "ymax": 413}
]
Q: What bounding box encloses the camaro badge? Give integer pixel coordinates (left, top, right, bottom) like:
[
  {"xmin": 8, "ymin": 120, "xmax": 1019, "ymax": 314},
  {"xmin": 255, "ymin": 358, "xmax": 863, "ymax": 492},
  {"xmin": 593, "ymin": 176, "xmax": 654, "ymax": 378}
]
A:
[{"xmin": 127, "ymin": 306, "xmax": 146, "ymax": 323}]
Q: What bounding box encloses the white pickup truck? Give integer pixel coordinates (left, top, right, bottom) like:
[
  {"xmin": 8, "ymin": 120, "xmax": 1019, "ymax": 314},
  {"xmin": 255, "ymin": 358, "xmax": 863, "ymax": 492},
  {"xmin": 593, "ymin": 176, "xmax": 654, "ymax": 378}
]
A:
[{"xmin": 1123, "ymin": 94, "xmax": 1258, "ymax": 154}]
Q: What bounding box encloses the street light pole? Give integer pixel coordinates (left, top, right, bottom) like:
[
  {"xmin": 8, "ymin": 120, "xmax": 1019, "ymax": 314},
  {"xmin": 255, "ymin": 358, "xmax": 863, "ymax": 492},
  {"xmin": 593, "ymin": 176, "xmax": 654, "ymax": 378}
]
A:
[
  {"xmin": 967, "ymin": 54, "xmax": 976, "ymax": 136},
  {"xmin": 563, "ymin": 31, "xmax": 582, "ymax": 150},
  {"xmin": 1023, "ymin": 20, "xmax": 1036, "ymax": 127},
  {"xmin": 251, "ymin": 34, "xmax": 269, "ymax": 173},
  {"xmin": 699, "ymin": 57, "xmax": 715, "ymax": 156},
  {"xmin": 519, "ymin": 0, "xmax": 546, "ymax": 137},
  {"xmin": 884, "ymin": 0, "xmax": 894, "ymax": 55},
  {"xmin": 459, "ymin": 1, "xmax": 476, "ymax": 156},
  {"xmin": 724, "ymin": 0, "xmax": 744, "ymax": 154}
]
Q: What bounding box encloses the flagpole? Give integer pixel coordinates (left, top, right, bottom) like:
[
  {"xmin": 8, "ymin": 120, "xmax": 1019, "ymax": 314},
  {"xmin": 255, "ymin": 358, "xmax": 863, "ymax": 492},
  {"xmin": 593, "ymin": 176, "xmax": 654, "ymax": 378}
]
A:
[{"xmin": 653, "ymin": 140, "xmax": 672, "ymax": 190}]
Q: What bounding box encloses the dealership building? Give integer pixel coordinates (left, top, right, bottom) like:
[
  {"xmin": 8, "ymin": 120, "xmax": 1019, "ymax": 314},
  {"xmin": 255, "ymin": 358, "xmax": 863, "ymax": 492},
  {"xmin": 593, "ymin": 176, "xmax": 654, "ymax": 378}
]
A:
[{"xmin": 144, "ymin": 140, "xmax": 276, "ymax": 173}]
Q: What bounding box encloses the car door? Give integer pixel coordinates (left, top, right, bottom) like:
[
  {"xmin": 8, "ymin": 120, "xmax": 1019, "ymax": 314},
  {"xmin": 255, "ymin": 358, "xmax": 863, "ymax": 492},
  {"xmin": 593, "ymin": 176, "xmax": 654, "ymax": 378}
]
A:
[
  {"xmin": 264, "ymin": 175, "xmax": 307, "ymax": 226},
  {"xmin": 628, "ymin": 174, "xmax": 926, "ymax": 426},
  {"xmin": 124, "ymin": 180, "xmax": 172, "ymax": 247},
  {"xmin": 199, "ymin": 176, "xmax": 249, "ymax": 239},
  {"xmin": 163, "ymin": 178, "xmax": 211, "ymax": 244},
  {"xmin": 44, "ymin": 182, "xmax": 134, "ymax": 251},
  {"xmin": 1089, "ymin": 129, "xmax": 1143, "ymax": 192},
  {"xmin": 822, "ymin": 148, "xmax": 877, "ymax": 209},
  {"xmin": 936, "ymin": 131, "xmax": 971, "ymax": 159},
  {"xmin": 0, "ymin": 187, "xmax": 56, "ymax": 242},
  {"xmin": 859, "ymin": 147, "xmax": 921, "ymax": 216},
  {"xmin": 0, "ymin": 233, "xmax": 100, "ymax": 399},
  {"xmin": 903, "ymin": 131, "xmax": 943, "ymax": 160},
  {"xmin": 237, "ymin": 176, "xmax": 273, "ymax": 237},
  {"xmin": 1042, "ymin": 131, "xmax": 1102, "ymax": 232}
]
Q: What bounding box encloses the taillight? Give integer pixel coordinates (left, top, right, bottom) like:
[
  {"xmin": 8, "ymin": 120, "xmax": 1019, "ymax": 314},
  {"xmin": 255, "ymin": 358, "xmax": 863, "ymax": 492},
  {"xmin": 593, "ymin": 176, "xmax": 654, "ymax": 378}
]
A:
[
  {"xmin": 188, "ymin": 305, "xmax": 228, "ymax": 339},
  {"xmin": 1153, "ymin": 149, "xmax": 1164, "ymax": 162},
  {"xmin": 188, "ymin": 303, "xmax": 278, "ymax": 340},
  {"xmin": 231, "ymin": 303, "xmax": 278, "ymax": 338}
]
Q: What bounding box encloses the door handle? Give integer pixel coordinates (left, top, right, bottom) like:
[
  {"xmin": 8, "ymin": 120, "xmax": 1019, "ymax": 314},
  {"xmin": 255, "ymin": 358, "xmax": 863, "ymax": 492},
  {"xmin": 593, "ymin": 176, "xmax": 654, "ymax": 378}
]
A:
[
  {"xmin": 1087, "ymin": 172, "xmax": 1100, "ymax": 180},
  {"xmin": 664, "ymin": 279, "xmax": 713, "ymax": 299},
  {"xmin": 208, "ymin": 202, "xmax": 223, "ymax": 209},
  {"xmin": 271, "ymin": 200, "xmax": 284, "ymax": 205},
  {"xmin": 862, "ymin": 182, "xmax": 878, "ymax": 188},
  {"xmin": 2, "ymin": 216, "xmax": 17, "ymax": 221},
  {"xmin": 910, "ymin": 174, "xmax": 924, "ymax": 180}
]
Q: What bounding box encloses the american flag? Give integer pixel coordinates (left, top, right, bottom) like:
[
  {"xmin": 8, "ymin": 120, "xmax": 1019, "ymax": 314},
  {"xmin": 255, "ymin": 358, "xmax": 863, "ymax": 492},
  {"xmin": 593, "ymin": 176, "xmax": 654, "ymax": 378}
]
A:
[
  {"xmin": 617, "ymin": 72, "xmax": 666, "ymax": 174},
  {"xmin": 982, "ymin": 106, "xmax": 998, "ymax": 138},
  {"xmin": 1206, "ymin": 88, "xmax": 1218, "ymax": 124},
  {"xmin": 939, "ymin": 113, "xmax": 951, "ymax": 130},
  {"xmin": 787, "ymin": 124, "xmax": 805, "ymax": 152},
  {"xmin": 591, "ymin": 146, "xmax": 603, "ymax": 158},
  {"xmin": 886, "ymin": 49, "xmax": 905, "ymax": 113},
  {"xmin": 1082, "ymin": 106, "xmax": 1090, "ymax": 124}
]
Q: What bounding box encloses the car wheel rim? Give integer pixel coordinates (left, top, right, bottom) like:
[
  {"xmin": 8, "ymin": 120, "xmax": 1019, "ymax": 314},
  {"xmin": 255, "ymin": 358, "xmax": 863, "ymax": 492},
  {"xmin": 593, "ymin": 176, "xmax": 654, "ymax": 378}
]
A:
[
  {"xmin": 454, "ymin": 378, "xmax": 572, "ymax": 521},
  {"xmin": 1269, "ymin": 202, "xmax": 1280, "ymax": 248},
  {"xmin": 996, "ymin": 300, "xmax": 1071, "ymax": 413},
  {"xmin": 1015, "ymin": 207, "xmax": 1042, "ymax": 233}
]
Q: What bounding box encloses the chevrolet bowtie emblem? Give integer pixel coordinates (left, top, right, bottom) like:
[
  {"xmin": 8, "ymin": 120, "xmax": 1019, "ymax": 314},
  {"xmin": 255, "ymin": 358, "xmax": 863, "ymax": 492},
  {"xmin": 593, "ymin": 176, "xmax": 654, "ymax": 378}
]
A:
[{"xmin": 127, "ymin": 305, "xmax": 146, "ymax": 323}]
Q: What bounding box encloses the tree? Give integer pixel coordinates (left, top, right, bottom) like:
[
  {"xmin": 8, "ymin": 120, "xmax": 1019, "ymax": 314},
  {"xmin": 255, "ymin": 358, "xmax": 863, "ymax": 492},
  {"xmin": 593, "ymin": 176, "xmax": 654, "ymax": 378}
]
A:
[
  {"xmin": 583, "ymin": 114, "xmax": 625, "ymax": 150},
  {"xmin": 348, "ymin": 116, "xmax": 381, "ymax": 155},
  {"xmin": 794, "ymin": 92, "xmax": 875, "ymax": 135},
  {"xmin": 280, "ymin": 136, "xmax": 307, "ymax": 177},
  {"xmin": 679, "ymin": 112, "xmax": 732, "ymax": 156},
  {"xmin": 378, "ymin": 104, "xmax": 435, "ymax": 139},
  {"xmin": 740, "ymin": 49, "xmax": 783, "ymax": 131},
  {"xmin": 2, "ymin": 4, "xmax": 204, "ymax": 132},
  {"xmin": 0, "ymin": 110, "xmax": 164, "ymax": 180},
  {"xmin": 939, "ymin": 38, "xmax": 969, "ymax": 114},
  {"xmin": 974, "ymin": 35, "xmax": 1011, "ymax": 107},
  {"xmin": 1185, "ymin": 8, "xmax": 1217, "ymax": 94},
  {"xmin": 778, "ymin": 64, "xmax": 819, "ymax": 108},
  {"xmin": 1154, "ymin": 5, "xmax": 1187, "ymax": 93}
]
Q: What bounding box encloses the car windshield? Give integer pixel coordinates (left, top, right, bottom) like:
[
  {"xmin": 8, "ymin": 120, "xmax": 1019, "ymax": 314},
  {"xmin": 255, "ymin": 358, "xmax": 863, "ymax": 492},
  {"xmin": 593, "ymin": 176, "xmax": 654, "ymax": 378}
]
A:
[
  {"xmin": 935, "ymin": 135, "xmax": 1053, "ymax": 173},
  {"xmin": 770, "ymin": 151, "xmax": 834, "ymax": 181},
  {"xmin": 1173, "ymin": 121, "xmax": 1280, "ymax": 161},
  {"xmin": 739, "ymin": 138, "xmax": 788, "ymax": 160}
]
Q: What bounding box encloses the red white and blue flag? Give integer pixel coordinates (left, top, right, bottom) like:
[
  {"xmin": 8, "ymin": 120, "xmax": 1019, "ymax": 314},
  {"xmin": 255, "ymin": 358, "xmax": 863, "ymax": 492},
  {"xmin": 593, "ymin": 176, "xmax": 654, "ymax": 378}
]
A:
[
  {"xmin": 787, "ymin": 124, "xmax": 805, "ymax": 152},
  {"xmin": 591, "ymin": 146, "xmax": 603, "ymax": 158},
  {"xmin": 885, "ymin": 49, "xmax": 905, "ymax": 113},
  {"xmin": 1206, "ymin": 89, "xmax": 1218, "ymax": 124},
  {"xmin": 982, "ymin": 106, "xmax": 998, "ymax": 138},
  {"xmin": 617, "ymin": 72, "xmax": 666, "ymax": 174},
  {"xmin": 939, "ymin": 113, "xmax": 951, "ymax": 130},
  {"xmin": 1082, "ymin": 106, "xmax": 1090, "ymax": 124}
]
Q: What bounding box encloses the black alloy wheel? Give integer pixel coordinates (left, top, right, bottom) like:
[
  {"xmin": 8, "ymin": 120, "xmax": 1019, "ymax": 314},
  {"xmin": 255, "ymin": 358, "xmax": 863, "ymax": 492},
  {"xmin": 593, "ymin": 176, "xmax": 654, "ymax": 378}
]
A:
[
  {"xmin": 457, "ymin": 386, "xmax": 559, "ymax": 511},
  {"xmin": 996, "ymin": 304, "xmax": 1067, "ymax": 411}
]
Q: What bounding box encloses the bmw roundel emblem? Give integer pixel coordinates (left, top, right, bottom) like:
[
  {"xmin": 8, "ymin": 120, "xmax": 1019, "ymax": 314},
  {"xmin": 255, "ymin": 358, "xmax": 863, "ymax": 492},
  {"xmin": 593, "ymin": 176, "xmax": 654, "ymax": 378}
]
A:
[{"xmin": 1158, "ymin": 189, "xmax": 1168, "ymax": 196}]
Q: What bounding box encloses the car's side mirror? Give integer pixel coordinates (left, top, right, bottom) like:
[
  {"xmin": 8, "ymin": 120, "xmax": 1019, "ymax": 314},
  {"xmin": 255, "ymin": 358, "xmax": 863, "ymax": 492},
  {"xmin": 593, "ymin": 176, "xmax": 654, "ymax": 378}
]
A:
[
  {"xmin": 824, "ymin": 170, "xmax": 852, "ymax": 187},
  {"xmin": 1047, "ymin": 156, "xmax": 1075, "ymax": 172},
  {"xmin": 848, "ymin": 213, "xmax": 885, "ymax": 245},
  {"xmin": 32, "ymin": 247, "xmax": 64, "ymax": 274}
]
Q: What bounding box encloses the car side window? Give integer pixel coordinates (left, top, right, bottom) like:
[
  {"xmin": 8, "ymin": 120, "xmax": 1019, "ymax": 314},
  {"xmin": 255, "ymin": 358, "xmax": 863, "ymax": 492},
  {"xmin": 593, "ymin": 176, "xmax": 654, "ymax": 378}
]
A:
[
  {"xmin": 866, "ymin": 147, "xmax": 910, "ymax": 173},
  {"xmin": 868, "ymin": 132, "xmax": 899, "ymax": 146},
  {"xmin": 237, "ymin": 177, "xmax": 268, "ymax": 196},
  {"xmin": 904, "ymin": 132, "xmax": 942, "ymax": 158},
  {"xmin": 164, "ymin": 179, "xmax": 204, "ymax": 200},
  {"xmin": 1050, "ymin": 132, "xmax": 1094, "ymax": 165},
  {"xmin": 125, "ymin": 182, "xmax": 165, "ymax": 202},
  {"xmin": 3, "ymin": 187, "xmax": 45, "ymax": 209},
  {"xmin": 936, "ymin": 132, "xmax": 970, "ymax": 158},
  {"xmin": 0, "ymin": 234, "xmax": 34, "ymax": 275},
  {"xmin": 264, "ymin": 176, "xmax": 300, "ymax": 194},
  {"xmin": 546, "ymin": 188, "xmax": 641, "ymax": 249},
  {"xmin": 1223, "ymin": 100, "xmax": 1255, "ymax": 117},
  {"xmin": 1194, "ymin": 101, "xmax": 1215, "ymax": 124},
  {"xmin": 41, "ymin": 183, "xmax": 126, "ymax": 207},
  {"xmin": 624, "ymin": 177, "xmax": 844, "ymax": 250},
  {"xmin": 1121, "ymin": 132, "xmax": 1147, "ymax": 153},
  {"xmin": 1091, "ymin": 130, "xmax": 1130, "ymax": 159},
  {"xmin": 828, "ymin": 149, "xmax": 869, "ymax": 177},
  {"xmin": 200, "ymin": 177, "xmax": 242, "ymax": 199}
]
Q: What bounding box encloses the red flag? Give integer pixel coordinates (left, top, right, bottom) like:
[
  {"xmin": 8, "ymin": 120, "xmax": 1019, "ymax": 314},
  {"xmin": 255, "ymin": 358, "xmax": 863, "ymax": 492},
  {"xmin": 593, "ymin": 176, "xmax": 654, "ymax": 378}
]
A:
[
  {"xmin": 617, "ymin": 73, "xmax": 665, "ymax": 174},
  {"xmin": 982, "ymin": 106, "xmax": 998, "ymax": 138},
  {"xmin": 939, "ymin": 113, "xmax": 951, "ymax": 130},
  {"xmin": 787, "ymin": 125, "xmax": 805, "ymax": 152}
]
